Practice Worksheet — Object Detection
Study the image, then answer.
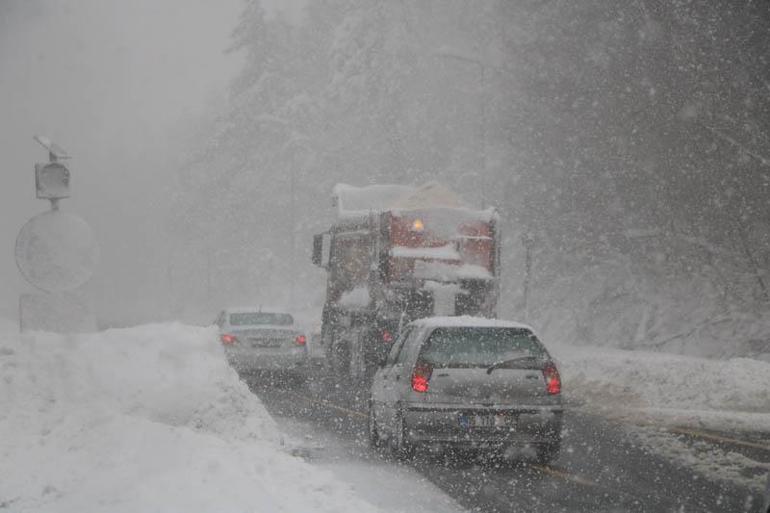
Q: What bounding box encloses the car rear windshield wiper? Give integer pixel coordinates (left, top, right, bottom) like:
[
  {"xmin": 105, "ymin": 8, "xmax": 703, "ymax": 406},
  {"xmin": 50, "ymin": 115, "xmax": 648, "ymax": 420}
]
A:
[{"xmin": 486, "ymin": 355, "xmax": 541, "ymax": 374}]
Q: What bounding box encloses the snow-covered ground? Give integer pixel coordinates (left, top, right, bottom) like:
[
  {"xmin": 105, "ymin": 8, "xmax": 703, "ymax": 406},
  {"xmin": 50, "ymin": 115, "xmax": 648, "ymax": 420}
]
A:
[
  {"xmin": 552, "ymin": 343, "xmax": 770, "ymax": 432},
  {"xmin": 2, "ymin": 318, "xmax": 768, "ymax": 509},
  {"xmin": 0, "ymin": 323, "xmax": 386, "ymax": 513},
  {"xmin": 552, "ymin": 343, "xmax": 770, "ymax": 491}
]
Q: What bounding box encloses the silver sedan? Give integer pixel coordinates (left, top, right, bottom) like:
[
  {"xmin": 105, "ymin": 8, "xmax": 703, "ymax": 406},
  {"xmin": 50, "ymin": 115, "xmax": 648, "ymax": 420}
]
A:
[{"xmin": 215, "ymin": 308, "xmax": 308, "ymax": 374}]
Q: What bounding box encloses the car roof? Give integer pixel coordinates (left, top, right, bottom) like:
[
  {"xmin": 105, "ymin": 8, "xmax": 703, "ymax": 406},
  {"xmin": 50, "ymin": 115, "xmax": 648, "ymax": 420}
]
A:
[{"xmin": 410, "ymin": 316, "xmax": 534, "ymax": 332}]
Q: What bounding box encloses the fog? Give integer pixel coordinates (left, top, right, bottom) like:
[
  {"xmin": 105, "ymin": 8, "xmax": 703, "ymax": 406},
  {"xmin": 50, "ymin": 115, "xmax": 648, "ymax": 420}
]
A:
[
  {"xmin": 1, "ymin": 1, "xmax": 768, "ymax": 355},
  {"xmin": 1, "ymin": 3, "xmax": 769, "ymax": 511},
  {"xmin": 0, "ymin": 0, "xmax": 241, "ymax": 323}
]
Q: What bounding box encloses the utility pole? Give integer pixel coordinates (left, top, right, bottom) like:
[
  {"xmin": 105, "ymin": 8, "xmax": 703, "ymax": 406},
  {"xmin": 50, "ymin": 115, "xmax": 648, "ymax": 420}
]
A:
[
  {"xmin": 479, "ymin": 62, "xmax": 487, "ymax": 209},
  {"xmin": 521, "ymin": 232, "xmax": 534, "ymax": 322},
  {"xmin": 289, "ymin": 161, "xmax": 296, "ymax": 310},
  {"xmin": 206, "ymin": 248, "xmax": 212, "ymax": 309}
]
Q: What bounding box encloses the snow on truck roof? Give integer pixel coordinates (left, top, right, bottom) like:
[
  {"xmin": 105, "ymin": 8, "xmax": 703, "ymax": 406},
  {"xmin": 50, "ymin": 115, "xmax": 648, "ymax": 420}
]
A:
[
  {"xmin": 333, "ymin": 181, "xmax": 496, "ymax": 220},
  {"xmin": 411, "ymin": 316, "xmax": 534, "ymax": 332}
]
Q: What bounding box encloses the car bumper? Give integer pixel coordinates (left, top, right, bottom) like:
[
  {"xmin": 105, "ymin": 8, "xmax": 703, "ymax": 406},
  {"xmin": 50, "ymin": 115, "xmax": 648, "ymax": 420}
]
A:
[
  {"xmin": 403, "ymin": 405, "xmax": 563, "ymax": 447},
  {"xmin": 225, "ymin": 347, "xmax": 308, "ymax": 371}
]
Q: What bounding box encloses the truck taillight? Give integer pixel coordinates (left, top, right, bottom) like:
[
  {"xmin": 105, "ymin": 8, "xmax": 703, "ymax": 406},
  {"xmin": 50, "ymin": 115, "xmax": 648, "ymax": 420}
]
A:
[
  {"xmin": 411, "ymin": 363, "xmax": 433, "ymax": 393},
  {"xmin": 220, "ymin": 334, "xmax": 238, "ymax": 345},
  {"xmin": 295, "ymin": 334, "xmax": 307, "ymax": 346},
  {"xmin": 543, "ymin": 362, "xmax": 561, "ymax": 395}
]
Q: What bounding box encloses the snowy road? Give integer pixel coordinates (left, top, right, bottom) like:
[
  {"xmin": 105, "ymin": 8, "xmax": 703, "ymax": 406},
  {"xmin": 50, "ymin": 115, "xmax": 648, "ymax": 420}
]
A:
[{"xmin": 245, "ymin": 368, "xmax": 767, "ymax": 513}]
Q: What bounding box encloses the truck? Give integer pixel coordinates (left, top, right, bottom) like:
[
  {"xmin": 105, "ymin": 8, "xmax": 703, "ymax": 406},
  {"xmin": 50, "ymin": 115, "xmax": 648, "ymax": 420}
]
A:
[{"xmin": 311, "ymin": 182, "xmax": 500, "ymax": 378}]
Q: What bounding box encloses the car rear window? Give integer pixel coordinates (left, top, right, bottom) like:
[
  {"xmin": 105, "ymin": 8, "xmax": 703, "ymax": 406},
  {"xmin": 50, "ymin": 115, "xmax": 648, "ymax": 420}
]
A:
[
  {"xmin": 229, "ymin": 312, "xmax": 293, "ymax": 326},
  {"xmin": 419, "ymin": 327, "xmax": 546, "ymax": 368}
]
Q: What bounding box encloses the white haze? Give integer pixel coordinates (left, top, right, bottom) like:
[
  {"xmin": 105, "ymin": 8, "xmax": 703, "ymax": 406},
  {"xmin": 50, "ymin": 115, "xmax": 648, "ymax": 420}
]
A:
[{"xmin": 0, "ymin": 0, "xmax": 242, "ymax": 324}]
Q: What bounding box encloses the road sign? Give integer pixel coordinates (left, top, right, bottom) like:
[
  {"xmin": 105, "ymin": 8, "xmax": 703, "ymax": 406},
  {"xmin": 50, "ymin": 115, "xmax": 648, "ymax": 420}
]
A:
[
  {"xmin": 15, "ymin": 210, "xmax": 100, "ymax": 292},
  {"xmin": 35, "ymin": 162, "xmax": 70, "ymax": 200}
]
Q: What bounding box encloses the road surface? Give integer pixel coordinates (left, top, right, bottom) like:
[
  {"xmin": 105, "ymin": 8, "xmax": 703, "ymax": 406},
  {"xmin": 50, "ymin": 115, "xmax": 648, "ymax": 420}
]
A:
[{"xmin": 244, "ymin": 368, "xmax": 767, "ymax": 513}]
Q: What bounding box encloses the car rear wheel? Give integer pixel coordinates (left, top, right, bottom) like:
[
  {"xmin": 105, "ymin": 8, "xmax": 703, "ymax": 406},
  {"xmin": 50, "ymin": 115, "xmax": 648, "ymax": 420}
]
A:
[
  {"xmin": 367, "ymin": 401, "xmax": 381, "ymax": 448},
  {"xmin": 391, "ymin": 409, "xmax": 415, "ymax": 460},
  {"xmin": 349, "ymin": 332, "xmax": 366, "ymax": 380}
]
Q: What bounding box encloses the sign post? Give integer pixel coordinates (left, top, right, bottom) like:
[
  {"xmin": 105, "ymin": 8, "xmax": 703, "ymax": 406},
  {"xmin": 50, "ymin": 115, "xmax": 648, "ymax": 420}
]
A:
[{"xmin": 15, "ymin": 136, "xmax": 99, "ymax": 333}]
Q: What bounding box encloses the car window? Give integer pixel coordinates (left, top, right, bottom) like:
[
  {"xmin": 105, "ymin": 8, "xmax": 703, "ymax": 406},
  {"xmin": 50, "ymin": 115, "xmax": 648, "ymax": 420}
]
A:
[
  {"xmin": 394, "ymin": 326, "xmax": 422, "ymax": 365},
  {"xmin": 229, "ymin": 312, "xmax": 293, "ymax": 326},
  {"xmin": 419, "ymin": 327, "xmax": 546, "ymax": 368},
  {"xmin": 385, "ymin": 326, "xmax": 413, "ymax": 366}
]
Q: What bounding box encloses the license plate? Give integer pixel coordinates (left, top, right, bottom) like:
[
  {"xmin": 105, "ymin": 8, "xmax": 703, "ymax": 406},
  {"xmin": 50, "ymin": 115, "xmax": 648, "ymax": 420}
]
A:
[
  {"xmin": 250, "ymin": 338, "xmax": 282, "ymax": 348},
  {"xmin": 459, "ymin": 414, "xmax": 511, "ymax": 429}
]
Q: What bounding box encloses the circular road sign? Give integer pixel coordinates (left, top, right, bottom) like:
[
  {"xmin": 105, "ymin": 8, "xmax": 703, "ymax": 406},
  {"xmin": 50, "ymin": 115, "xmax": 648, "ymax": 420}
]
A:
[{"xmin": 15, "ymin": 210, "xmax": 100, "ymax": 292}]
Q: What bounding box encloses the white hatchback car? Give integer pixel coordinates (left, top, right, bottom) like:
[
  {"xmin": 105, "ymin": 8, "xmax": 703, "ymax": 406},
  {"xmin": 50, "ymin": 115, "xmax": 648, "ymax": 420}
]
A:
[
  {"xmin": 215, "ymin": 308, "xmax": 308, "ymax": 374},
  {"xmin": 369, "ymin": 316, "xmax": 563, "ymax": 463}
]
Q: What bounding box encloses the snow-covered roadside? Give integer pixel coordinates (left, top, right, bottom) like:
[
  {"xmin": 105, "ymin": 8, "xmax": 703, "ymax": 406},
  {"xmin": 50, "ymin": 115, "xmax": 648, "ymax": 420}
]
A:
[
  {"xmin": 552, "ymin": 344, "xmax": 770, "ymax": 491},
  {"xmin": 551, "ymin": 343, "xmax": 770, "ymax": 432},
  {"xmin": 629, "ymin": 425, "xmax": 769, "ymax": 492},
  {"xmin": 0, "ymin": 324, "xmax": 385, "ymax": 513}
]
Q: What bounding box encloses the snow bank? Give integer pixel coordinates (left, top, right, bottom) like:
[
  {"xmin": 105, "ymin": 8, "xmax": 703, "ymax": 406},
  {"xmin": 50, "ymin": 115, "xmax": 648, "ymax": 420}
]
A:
[
  {"xmin": 553, "ymin": 343, "xmax": 770, "ymax": 431},
  {"xmin": 0, "ymin": 324, "xmax": 383, "ymax": 513}
]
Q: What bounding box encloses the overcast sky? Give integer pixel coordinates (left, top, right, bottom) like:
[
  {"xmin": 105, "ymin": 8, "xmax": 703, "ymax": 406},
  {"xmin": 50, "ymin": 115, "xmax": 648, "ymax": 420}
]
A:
[{"xmin": 0, "ymin": 0, "xmax": 242, "ymax": 322}]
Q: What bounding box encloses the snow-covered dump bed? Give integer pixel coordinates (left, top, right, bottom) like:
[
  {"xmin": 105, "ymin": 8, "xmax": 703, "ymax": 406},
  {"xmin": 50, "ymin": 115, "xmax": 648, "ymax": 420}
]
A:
[
  {"xmin": 333, "ymin": 183, "xmax": 415, "ymax": 217},
  {"xmin": 0, "ymin": 324, "xmax": 383, "ymax": 513},
  {"xmin": 333, "ymin": 181, "xmax": 496, "ymax": 221}
]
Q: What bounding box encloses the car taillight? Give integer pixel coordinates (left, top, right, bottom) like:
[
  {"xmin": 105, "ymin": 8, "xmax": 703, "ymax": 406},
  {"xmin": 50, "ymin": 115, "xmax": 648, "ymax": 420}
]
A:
[
  {"xmin": 295, "ymin": 334, "xmax": 307, "ymax": 346},
  {"xmin": 381, "ymin": 329, "xmax": 393, "ymax": 343},
  {"xmin": 220, "ymin": 334, "xmax": 238, "ymax": 345},
  {"xmin": 411, "ymin": 362, "xmax": 433, "ymax": 393},
  {"xmin": 543, "ymin": 362, "xmax": 561, "ymax": 395}
]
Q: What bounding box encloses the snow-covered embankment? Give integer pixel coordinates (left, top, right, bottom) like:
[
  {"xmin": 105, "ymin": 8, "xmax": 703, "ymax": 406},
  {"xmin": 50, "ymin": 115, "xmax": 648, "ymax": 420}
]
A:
[
  {"xmin": 553, "ymin": 343, "xmax": 770, "ymax": 432},
  {"xmin": 0, "ymin": 324, "xmax": 383, "ymax": 513}
]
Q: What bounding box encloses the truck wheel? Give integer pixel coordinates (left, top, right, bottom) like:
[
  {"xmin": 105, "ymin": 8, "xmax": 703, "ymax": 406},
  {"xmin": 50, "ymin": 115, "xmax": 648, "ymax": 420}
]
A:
[{"xmin": 329, "ymin": 340, "xmax": 350, "ymax": 376}]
